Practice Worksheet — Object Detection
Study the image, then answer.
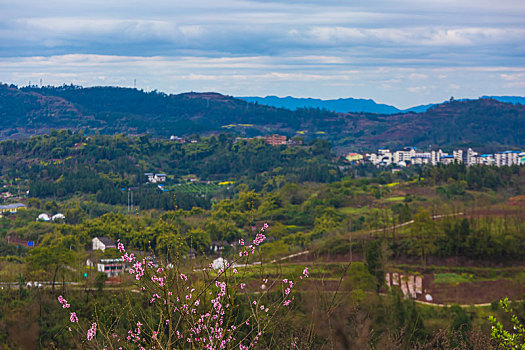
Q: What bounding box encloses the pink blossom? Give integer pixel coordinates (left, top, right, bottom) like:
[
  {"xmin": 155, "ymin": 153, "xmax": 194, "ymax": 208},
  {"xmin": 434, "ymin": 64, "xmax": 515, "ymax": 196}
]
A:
[
  {"xmin": 57, "ymin": 295, "xmax": 70, "ymax": 309},
  {"xmin": 117, "ymin": 239, "xmax": 125, "ymax": 252},
  {"xmin": 87, "ymin": 323, "xmax": 97, "ymax": 341},
  {"xmin": 303, "ymin": 267, "xmax": 309, "ymax": 278},
  {"xmin": 69, "ymin": 312, "xmax": 78, "ymax": 323},
  {"xmin": 253, "ymin": 232, "xmax": 266, "ymax": 246}
]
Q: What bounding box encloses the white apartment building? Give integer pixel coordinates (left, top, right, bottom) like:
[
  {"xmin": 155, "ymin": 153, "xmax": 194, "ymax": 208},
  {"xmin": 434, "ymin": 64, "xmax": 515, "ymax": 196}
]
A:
[
  {"xmin": 365, "ymin": 147, "xmax": 523, "ymax": 168},
  {"xmin": 466, "ymin": 148, "xmax": 478, "ymax": 166},
  {"xmin": 393, "ymin": 147, "xmax": 416, "ymax": 164},
  {"xmin": 495, "ymin": 151, "xmax": 521, "ymax": 167}
]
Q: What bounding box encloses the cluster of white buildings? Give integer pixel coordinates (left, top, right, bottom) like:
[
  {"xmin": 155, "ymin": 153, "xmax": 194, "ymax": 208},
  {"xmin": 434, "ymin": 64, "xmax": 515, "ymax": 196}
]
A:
[
  {"xmin": 145, "ymin": 172, "xmax": 167, "ymax": 183},
  {"xmin": 36, "ymin": 212, "xmax": 65, "ymax": 222},
  {"xmin": 365, "ymin": 147, "xmax": 525, "ymax": 167}
]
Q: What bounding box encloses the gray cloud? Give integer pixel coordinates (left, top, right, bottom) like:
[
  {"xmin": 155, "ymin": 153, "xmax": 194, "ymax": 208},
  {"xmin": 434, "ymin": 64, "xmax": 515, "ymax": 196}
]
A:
[{"xmin": 0, "ymin": 0, "xmax": 523, "ymax": 106}]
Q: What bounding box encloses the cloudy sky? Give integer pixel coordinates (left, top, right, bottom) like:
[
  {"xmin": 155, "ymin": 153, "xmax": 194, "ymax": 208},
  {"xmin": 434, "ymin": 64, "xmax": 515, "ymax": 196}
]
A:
[{"xmin": 0, "ymin": 0, "xmax": 524, "ymax": 108}]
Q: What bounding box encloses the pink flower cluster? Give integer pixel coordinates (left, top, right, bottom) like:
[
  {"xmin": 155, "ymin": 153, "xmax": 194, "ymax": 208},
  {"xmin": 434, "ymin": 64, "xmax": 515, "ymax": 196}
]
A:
[
  {"xmin": 87, "ymin": 322, "xmax": 97, "ymax": 341},
  {"xmin": 57, "ymin": 295, "xmax": 70, "ymax": 309},
  {"xmin": 117, "ymin": 239, "xmax": 125, "ymax": 252},
  {"xmin": 151, "ymin": 275, "xmax": 165, "ymax": 287},
  {"xmin": 300, "ymin": 266, "xmax": 309, "ymax": 279},
  {"xmin": 239, "ymin": 223, "xmax": 268, "ymax": 256},
  {"xmin": 282, "ymin": 279, "xmax": 295, "ymax": 305},
  {"xmin": 127, "ymin": 321, "xmax": 142, "ymax": 343},
  {"xmin": 252, "ymin": 232, "xmax": 266, "ymax": 246},
  {"xmin": 60, "ymin": 227, "xmax": 305, "ymax": 349},
  {"xmin": 130, "ymin": 260, "xmax": 145, "ymax": 280}
]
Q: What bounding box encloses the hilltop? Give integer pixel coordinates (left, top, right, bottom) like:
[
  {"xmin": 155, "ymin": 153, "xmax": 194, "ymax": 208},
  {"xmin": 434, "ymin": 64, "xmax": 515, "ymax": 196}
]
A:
[{"xmin": 1, "ymin": 84, "xmax": 524, "ymax": 150}]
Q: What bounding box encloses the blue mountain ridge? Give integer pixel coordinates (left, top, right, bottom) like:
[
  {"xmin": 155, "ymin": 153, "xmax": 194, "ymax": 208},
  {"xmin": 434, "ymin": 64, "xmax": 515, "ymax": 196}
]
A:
[{"xmin": 238, "ymin": 96, "xmax": 524, "ymax": 114}]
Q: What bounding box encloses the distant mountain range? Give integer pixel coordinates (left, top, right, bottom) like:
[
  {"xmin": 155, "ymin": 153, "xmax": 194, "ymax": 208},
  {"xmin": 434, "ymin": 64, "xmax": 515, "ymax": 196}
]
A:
[
  {"xmin": 1, "ymin": 83, "xmax": 523, "ymax": 151},
  {"xmin": 239, "ymin": 96, "xmax": 400, "ymax": 114},
  {"xmin": 239, "ymin": 95, "xmax": 525, "ymax": 114}
]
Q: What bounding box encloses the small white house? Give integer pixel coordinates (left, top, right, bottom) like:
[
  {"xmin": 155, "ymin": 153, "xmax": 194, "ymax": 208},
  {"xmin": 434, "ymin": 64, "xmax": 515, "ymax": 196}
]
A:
[
  {"xmin": 154, "ymin": 173, "xmax": 166, "ymax": 182},
  {"xmin": 37, "ymin": 213, "xmax": 51, "ymax": 222},
  {"xmin": 52, "ymin": 213, "xmax": 66, "ymax": 222},
  {"xmin": 92, "ymin": 237, "xmax": 116, "ymax": 251}
]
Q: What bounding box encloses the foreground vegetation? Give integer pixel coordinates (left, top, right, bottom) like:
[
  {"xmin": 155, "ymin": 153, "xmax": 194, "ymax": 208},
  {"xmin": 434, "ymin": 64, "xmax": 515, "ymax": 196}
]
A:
[{"xmin": 0, "ymin": 131, "xmax": 523, "ymax": 348}]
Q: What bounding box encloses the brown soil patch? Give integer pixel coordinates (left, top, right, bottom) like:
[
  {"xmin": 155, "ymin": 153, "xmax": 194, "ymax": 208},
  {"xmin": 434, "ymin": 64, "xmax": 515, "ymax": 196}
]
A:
[{"xmin": 420, "ymin": 277, "xmax": 525, "ymax": 305}]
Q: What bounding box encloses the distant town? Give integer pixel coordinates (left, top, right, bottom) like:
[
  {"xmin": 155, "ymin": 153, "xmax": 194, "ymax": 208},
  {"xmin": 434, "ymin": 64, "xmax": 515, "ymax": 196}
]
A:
[{"xmin": 350, "ymin": 147, "xmax": 525, "ymax": 167}]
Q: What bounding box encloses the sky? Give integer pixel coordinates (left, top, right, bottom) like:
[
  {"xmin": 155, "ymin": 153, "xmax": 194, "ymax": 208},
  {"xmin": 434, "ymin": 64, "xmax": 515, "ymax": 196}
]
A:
[{"xmin": 0, "ymin": 0, "xmax": 524, "ymax": 108}]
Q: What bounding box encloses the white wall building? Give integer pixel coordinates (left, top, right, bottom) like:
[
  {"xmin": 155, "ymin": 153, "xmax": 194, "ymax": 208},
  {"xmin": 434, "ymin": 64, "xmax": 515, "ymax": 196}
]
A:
[{"xmin": 92, "ymin": 237, "xmax": 116, "ymax": 251}]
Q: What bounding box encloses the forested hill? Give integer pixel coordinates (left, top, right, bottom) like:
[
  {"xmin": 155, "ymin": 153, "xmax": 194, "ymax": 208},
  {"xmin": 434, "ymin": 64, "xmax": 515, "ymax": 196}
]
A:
[{"xmin": 1, "ymin": 83, "xmax": 524, "ymax": 150}]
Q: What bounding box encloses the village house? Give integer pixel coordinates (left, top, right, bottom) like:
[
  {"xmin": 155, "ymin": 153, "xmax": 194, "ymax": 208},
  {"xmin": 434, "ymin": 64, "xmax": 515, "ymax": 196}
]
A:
[
  {"xmin": 52, "ymin": 213, "xmax": 66, "ymax": 221},
  {"xmin": 36, "ymin": 213, "xmax": 51, "ymax": 222},
  {"xmin": 86, "ymin": 257, "xmax": 124, "ymax": 277},
  {"xmin": 264, "ymin": 134, "xmax": 287, "ymax": 146},
  {"xmin": 145, "ymin": 172, "xmax": 167, "ymax": 183},
  {"xmin": 92, "ymin": 237, "xmax": 116, "ymax": 251},
  {"xmin": 0, "ymin": 203, "xmax": 26, "ymax": 215},
  {"xmin": 86, "ymin": 250, "xmax": 156, "ymax": 277},
  {"xmin": 169, "ymin": 135, "xmax": 185, "ymax": 143}
]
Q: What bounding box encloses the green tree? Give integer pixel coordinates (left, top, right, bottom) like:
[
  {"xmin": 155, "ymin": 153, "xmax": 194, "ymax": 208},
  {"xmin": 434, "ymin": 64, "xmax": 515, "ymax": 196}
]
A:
[
  {"xmin": 365, "ymin": 240, "xmax": 384, "ymax": 290},
  {"xmin": 344, "ymin": 262, "xmax": 377, "ymax": 291},
  {"xmin": 26, "ymin": 244, "xmax": 73, "ymax": 291}
]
